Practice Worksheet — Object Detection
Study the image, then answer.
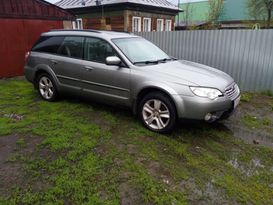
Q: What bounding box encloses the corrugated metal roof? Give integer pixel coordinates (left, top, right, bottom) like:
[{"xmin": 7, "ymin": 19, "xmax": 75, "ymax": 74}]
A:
[{"xmin": 56, "ymin": 0, "xmax": 179, "ymax": 11}]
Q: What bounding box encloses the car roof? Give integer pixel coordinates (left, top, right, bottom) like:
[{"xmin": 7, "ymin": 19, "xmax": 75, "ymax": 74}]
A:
[{"xmin": 42, "ymin": 29, "xmax": 140, "ymax": 40}]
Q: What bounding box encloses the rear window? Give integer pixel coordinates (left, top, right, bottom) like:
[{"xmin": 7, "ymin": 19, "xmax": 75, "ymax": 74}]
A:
[
  {"xmin": 58, "ymin": 36, "xmax": 84, "ymax": 59},
  {"xmin": 32, "ymin": 36, "xmax": 64, "ymax": 54}
]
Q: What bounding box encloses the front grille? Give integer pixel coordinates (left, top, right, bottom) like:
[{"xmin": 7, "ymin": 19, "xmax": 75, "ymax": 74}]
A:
[{"xmin": 225, "ymin": 83, "xmax": 240, "ymax": 100}]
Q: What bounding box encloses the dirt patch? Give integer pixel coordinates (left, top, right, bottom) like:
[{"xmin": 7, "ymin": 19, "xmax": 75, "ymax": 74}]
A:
[
  {"xmin": 135, "ymin": 157, "xmax": 172, "ymax": 186},
  {"xmin": 0, "ymin": 134, "xmax": 22, "ymax": 196},
  {"xmin": 119, "ymin": 182, "xmax": 150, "ymax": 205},
  {"xmin": 147, "ymin": 161, "xmax": 172, "ymax": 182},
  {"xmin": 0, "ymin": 134, "xmax": 19, "ymax": 163},
  {"xmin": 0, "ymin": 134, "xmax": 44, "ymax": 196},
  {"xmin": 240, "ymin": 94, "xmax": 273, "ymax": 118},
  {"xmin": 223, "ymin": 94, "xmax": 273, "ymax": 148},
  {"xmin": 89, "ymin": 114, "xmax": 112, "ymax": 132},
  {"xmin": 127, "ymin": 144, "xmax": 138, "ymax": 155}
]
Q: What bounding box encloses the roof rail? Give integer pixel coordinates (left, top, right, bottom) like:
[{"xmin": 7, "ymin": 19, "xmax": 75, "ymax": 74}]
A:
[
  {"xmin": 107, "ymin": 30, "xmax": 133, "ymax": 34},
  {"xmin": 50, "ymin": 29, "xmax": 101, "ymax": 33}
]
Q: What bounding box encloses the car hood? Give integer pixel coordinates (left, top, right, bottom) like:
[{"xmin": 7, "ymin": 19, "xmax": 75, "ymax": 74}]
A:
[{"xmin": 143, "ymin": 60, "xmax": 234, "ymax": 91}]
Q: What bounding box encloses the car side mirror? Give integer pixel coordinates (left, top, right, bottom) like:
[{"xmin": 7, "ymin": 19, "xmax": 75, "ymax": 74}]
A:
[{"xmin": 106, "ymin": 56, "xmax": 121, "ymax": 66}]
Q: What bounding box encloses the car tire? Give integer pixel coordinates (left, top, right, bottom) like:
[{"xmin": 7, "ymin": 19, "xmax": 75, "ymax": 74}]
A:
[
  {"xmin": 138, "ymin": 92, "xmax": 177, "ymax": 133},
  {"xmin": 36, "ymin": 73, "xmax": 58, "ymax": 102}
]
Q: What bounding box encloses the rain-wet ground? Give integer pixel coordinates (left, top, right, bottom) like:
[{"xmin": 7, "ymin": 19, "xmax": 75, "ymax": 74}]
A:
[
  {"xmin": 225, "ymin": 122, "xmax": 273, "ymax": 148},
  {"xmin": 0, "ymin": 78, "xmax": 273, "ymax": 204},
  {"xmin": 224, "ymin": 93, "xmax": 273, "ymax": 149}
]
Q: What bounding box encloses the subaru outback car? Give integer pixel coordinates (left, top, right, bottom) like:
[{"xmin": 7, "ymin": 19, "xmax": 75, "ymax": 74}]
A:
[{"xmin": 25, "ymin": 30, "xmax": 240, "ymax": 133}]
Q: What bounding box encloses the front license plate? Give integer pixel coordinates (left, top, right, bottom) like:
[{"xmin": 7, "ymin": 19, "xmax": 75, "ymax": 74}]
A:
[{"xmin": 234, "ymin": 96, "xmax": 241, "ymax": 109}]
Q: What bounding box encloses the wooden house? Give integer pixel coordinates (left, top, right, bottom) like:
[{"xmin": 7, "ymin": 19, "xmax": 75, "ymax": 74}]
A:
[{"xmin": 56, "ymin": 0, "xmax": 180, "ymax": 32}]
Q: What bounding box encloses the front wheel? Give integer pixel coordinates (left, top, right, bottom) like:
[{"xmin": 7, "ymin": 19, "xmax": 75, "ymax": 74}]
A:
[{"xmin": 138, "ymin": 92, "xmax": 177, "ymax": 133}]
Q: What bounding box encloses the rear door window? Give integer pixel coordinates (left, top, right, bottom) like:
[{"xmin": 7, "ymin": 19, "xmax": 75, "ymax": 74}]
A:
[
  {"xmin": 32, "ymin": 36, "xmax": 64, "ymax": 54},
  {"xmin": 84, "ymin": 37, "xmax": 117, "ymax": 63},
  {"xmin": 58, "ymin": 36, "xmax": 84, "ymax": 59}
]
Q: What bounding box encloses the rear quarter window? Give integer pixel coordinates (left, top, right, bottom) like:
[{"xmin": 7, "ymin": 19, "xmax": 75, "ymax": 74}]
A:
[{"xmin": 32, "ymin": 36, "xmax": 64, "ymax": 54}]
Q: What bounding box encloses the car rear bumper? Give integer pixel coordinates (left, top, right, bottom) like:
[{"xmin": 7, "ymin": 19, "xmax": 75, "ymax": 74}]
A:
[{"xmin": 24, "ymin": 66, "xmax": 35, "ymax": 83}]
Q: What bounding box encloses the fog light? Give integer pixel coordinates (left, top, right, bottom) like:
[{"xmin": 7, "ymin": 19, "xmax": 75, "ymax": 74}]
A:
[
  {"xmin": 205, "ymin": 113, "xmax": 218, "ymax": 122},
  {"xmin": 205, "ymin": 113, "xmax": 212, "ymax": 121}
]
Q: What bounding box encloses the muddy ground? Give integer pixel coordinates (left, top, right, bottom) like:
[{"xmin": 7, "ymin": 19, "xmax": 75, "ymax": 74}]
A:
[{"xmin": 0, "ymin": 78, "xmax": 272, "ymax": 204}]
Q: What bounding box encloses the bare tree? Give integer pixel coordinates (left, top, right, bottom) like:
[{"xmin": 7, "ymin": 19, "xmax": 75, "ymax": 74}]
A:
[
  {"xmin": 207, "ymin": 0, "xmax": 224, "ymax": 27},
  {"xmin": 247, "ymin": 0, "xmax": 273, "ymax": 28},
  {"xmin": 182, "ymin": 2, "xmax": 193, "ymax": 29}
]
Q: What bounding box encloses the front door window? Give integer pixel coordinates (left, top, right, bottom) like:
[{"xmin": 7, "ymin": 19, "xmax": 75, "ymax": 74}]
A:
[{"xmin": 84, "ymin": 37, "xmax": 117, "ymax": 64}]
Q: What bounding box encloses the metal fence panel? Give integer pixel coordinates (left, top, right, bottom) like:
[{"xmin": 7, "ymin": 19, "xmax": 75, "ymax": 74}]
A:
[{"xmin": 136, "ymin": 30, "xmax": 273, "ymax": 92}]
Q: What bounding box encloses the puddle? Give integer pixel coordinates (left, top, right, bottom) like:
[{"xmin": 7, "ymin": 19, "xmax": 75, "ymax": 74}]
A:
[
  {"xmin": 179, "ymin": 178, "xmax": 237, "ymax": 205},
  {"xmin": 228, "ymin": 153, "xmax": 267, "ymax": 177},
  {"xmin": 223, "ymin": 122, "xmax": 273, "ymax": 149}
]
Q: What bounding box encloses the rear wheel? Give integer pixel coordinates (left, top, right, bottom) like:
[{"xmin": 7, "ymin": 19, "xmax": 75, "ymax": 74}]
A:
[
  {"xmin": 138, "ymin": 92, "xmax": 177, "ymax": 133},
  {"xmin": 36, "ymin": 73, "xmax": 58, "ymax": 101}
]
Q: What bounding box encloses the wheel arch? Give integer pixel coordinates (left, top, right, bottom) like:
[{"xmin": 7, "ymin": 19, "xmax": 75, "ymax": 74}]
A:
[
  {"xmin": 33, "ymin": 65, "xmax": 60, "ymax": 90},
  {"xmin": 133, "ymin": 86, "xmax": 179, "ymax": 117}
]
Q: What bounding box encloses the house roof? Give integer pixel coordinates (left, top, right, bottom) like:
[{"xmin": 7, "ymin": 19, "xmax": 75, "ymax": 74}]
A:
[
  {"xmin": 0, "ymin": 0, "xmax": 75, "ymax": 20},
  {"xmin": 56, "ymin": 0, "xmax": 180, "ymax": 11}
]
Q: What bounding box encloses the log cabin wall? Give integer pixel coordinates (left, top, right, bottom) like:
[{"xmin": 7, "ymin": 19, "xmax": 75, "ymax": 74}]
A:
[
  {"xmin": 79, "ymin": 11, "xmax": 125, "ymax": 31},
  {"xmin": 125, "ymin": 10, "xmax": 175, "ymax": 32},
  {"xmin": 83, "ymin": 16, "xmax": 124, "ymax": 31},
  {"xmin": 77, "ymin": 9, "xmax": 175, "ymax": 32}
]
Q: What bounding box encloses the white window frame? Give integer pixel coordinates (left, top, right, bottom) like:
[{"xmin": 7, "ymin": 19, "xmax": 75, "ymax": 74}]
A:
[
  {"xmin": 143, "ymin": 17, "xmax": 151, "ymax": 32},
  {"xmin": 165, "ymin": 20, "xmax": 172, "ymax": 31},
  {"xmin": 72, "ymin": 18, "xmax": 83, "ymax": 30},
  {"xmin": 157, "ymin": 19, "xmax": 164, "ymax": 31},
  {"xmin": 132, "ymin": 16, "xmax": 141, "ymax": 32}
]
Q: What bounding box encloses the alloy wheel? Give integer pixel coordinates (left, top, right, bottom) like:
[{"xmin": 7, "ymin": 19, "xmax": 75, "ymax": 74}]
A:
[
  {"xmin": 39, "ymin": 76, "xmax": 54, "ymax": 100},
  {"xmin": 142, "ymin": 99, "xmax": 170, "ymax": 130}
]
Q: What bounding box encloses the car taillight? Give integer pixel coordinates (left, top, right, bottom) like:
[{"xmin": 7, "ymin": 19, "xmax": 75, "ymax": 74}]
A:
[{"xmin": 25, "ymin": 51, "xmax": 30, "ymax": 61}]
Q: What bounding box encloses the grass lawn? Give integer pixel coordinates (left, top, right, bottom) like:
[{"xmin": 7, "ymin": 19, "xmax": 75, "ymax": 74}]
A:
[{"xmin": 0, "ymin": 78, "xmax": 273, "ymax": 205}]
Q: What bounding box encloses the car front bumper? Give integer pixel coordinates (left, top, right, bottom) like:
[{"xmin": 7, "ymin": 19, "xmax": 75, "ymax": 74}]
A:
[{"xmin": 173, "ymin": 94, "xmax": 240, "ymax": 121}]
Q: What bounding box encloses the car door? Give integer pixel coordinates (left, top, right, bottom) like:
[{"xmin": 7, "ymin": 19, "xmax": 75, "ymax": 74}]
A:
[
  {"xmin": 53, "ymin": 36, "xmax": 85, "ymax": 91},
  {"xmin": 81, "ymin": 37, "xmax": 131, "ymax": 106}
]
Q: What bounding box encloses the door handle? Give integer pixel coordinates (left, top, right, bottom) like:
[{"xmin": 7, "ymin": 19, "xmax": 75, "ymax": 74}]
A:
[
  {"xmin": 84, "ymin": 66, "xmax": 94, "ymax": 71},
  {"xmin": 50, "ymin": 59, "xmax": 58, "ymax": 65}
]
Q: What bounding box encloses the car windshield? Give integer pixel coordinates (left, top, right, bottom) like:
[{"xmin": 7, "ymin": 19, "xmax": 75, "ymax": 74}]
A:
[{"xmin": 112, "ymin": 38, "xmax": 171, "ymax": 65}]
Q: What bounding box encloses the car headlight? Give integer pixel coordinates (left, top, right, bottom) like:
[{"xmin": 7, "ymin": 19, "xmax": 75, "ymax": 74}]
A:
[
  {"xmin": 190, "ymin": 86, "xmax": 222, "ymax": 100},
  {"xmin": 234, "ymin": 84, "xmax": 240, "ymax": 94}
]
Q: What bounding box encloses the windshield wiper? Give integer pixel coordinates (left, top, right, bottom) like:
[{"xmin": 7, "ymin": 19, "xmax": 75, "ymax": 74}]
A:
[
  {"xmin": 157, "ymin": 58, "xmax": 173, "ymax": 63},
  {"xmin": 133, "ymin": 57, "xmax": 176, "ymax": 65},
  {"xmin": 133, "ymin": 60, "xmax": 159, "ymax": 65}
]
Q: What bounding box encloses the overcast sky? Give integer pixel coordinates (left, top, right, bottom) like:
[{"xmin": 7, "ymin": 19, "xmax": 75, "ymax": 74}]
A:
[{"xmin": 44, "ymin": 0, "xmax": 207, "ymax": 5}]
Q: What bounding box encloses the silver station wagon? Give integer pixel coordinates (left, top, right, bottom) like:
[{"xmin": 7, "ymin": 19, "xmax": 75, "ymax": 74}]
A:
[{"xmin": 25, "ymin": 30, "xmax": 240, "ymax": 133}]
